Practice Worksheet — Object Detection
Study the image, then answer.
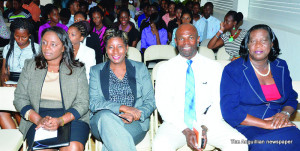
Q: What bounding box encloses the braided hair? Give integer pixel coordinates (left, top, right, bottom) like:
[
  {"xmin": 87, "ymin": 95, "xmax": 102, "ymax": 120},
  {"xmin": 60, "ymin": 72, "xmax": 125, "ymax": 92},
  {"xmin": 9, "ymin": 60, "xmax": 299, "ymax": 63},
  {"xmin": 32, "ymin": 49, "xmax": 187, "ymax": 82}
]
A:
[
  {"xmin": 69, "ymin": 21, "xmax": 88, "ymax": 38},
  {"xmin": 5, "ymin": 18, "xmax": 36, "ymax": 69}
]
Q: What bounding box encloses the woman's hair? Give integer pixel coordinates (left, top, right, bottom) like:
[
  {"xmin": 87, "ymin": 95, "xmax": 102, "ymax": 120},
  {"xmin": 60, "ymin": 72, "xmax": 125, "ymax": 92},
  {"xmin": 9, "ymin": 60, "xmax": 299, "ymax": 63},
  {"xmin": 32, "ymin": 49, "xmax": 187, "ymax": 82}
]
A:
[
  {"xmin": 5, "ymin": 18, "xmax": 36, "ymax": 69},
  {"xmin": 117, "ymin": 7, "xmax": 130, "ymax": 21},
  {"xmin": 103, "ymin": 28, "xmax": 128, "ymax": 47},
  {"xmin": 70, "ymin": 22, "xmax": 88, "ymax": 38},
  {"xmin": 226, "ymin": 10, "xmax": 243, "ymax": 27},
  {"xmin": 168, "ymin": 1, "xmax": 176, "ymax": 8},
  {"xmin": 74, "ymin": 11, "xmax": 87, "ymax": 20},
  {"xmin": 35, "ymin": 26, "xmax": 84, "ymax": 74},
  {"xmin": 89, "ymin": 6, "xmax": 104, "ymax": 30},
  {"xmin": 239, "ymin": 24, "xmax": 280, "ymax": 62},
  {"xmin": 46, "ymin": 4, "xmax": 58, "ymax": 17},
  {"xmin": 175, "ymin": 3, "xmax": 184, "ymax": 12},
  {"xmin": 181, "ymin": 9, "xmax": 193, "ymax": 24},
  {"xmin": 149, "ymin": 12, "xmax": 166, "ymax": 30}
]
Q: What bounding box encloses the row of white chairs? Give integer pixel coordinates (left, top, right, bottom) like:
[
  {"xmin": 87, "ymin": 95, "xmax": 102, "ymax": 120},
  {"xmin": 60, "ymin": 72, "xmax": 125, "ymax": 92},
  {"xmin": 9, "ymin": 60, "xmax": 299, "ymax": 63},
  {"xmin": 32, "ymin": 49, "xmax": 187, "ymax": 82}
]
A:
[{"xmin": 128, "ymin": 45, "xmax": 230, "ymax": 67}]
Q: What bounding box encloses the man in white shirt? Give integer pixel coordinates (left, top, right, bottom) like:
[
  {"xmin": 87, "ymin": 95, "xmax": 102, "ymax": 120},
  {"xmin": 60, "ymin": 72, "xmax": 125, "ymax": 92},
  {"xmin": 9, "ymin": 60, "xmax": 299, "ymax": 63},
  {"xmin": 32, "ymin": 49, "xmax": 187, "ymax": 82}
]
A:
[
  {"xmin": 194, "ymin": 2, "xmax": 220, "ymax": 42},
  {"xmin": 152, "ymin": 23, "xmax": 248, "ymax": 151}
]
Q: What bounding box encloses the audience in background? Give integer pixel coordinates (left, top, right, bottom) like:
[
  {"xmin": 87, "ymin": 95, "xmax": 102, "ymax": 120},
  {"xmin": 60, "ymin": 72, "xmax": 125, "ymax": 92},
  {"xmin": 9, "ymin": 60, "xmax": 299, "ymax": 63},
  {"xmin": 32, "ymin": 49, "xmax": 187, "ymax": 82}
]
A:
[
  {"xmin": 194, "ymin": 2, "xmax": 220, "ymax": 42},
  {"xmin": 115, "ymin": 8, "xmax": 139, "ymax": 47},
  {"xmin": 192, "ymin": 2, "xmax": 201, "ymax": 25},
  {"xmin": 66, "ymin": 0, "xmax": 80, "ymax": 27},
  {"xmin": 89, "ymin": 6, "xmax": 107, "ymax": 57},
  {"xmin": 0, "ymin": 12, "xmax": 10, "ymax": 47},
  {"xmin": 60, "ymin": 8, "xmax": 71, "ymax": 26},
  {"xmin": 137, "ymin": 2, "xmax": 149, "ymax": 28},
  {"xmin": 79, "ymin": 1, "xmax": 89, "ymax": 18},
  {"xmin": 139, "ymin": 4, "xmax": 158, "ymax": 35},
  {"xmin": 22, "ymin": 0, "xmax": 40, "ymax": 22},
  {"xmin": 207, "ymin": 11, "xmax": 246, "ymax": 61},
  {"xmin": 162, "ymin": 1, "xmax": 176, "ymax": 27},
  {"xmin": 141, "ymin": 12, "xmax": 167, "ymax": 53},
  {"xmin": 7, "ymin": 0, "xmax": 32, "ymax": 22},
  {"xmin": 38, "ymin": 4, "xmax": 68, "ymax": 43},
  {"xmin": 185, "ymin": 1, "xmax": 193, "ymax": 12},
  {"xmin": 167, "ymin": 4, "xmax": 183, "ymax": 41}
]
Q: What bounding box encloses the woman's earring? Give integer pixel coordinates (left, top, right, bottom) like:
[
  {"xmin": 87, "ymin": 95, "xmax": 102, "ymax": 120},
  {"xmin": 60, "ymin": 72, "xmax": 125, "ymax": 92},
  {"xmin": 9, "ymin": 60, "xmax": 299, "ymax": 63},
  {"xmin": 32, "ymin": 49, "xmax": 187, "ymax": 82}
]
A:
[{"xmin": 233, "ymin": 26, "xmax": 236, "ymax": 30}]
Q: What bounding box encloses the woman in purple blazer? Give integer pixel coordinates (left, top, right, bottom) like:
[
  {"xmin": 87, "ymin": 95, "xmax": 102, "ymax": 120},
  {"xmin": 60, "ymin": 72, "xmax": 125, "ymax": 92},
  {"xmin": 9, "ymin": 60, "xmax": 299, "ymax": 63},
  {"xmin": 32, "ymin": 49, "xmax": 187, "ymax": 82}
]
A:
[{"xmin": 220, "ymin": 24, "xmax": 300, "ymax": 150}]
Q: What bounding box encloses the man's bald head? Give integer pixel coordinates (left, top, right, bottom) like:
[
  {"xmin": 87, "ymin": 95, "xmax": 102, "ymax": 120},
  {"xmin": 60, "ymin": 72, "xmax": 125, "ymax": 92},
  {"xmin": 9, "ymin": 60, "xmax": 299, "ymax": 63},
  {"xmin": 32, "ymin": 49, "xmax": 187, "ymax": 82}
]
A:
[
  {"xmin": 175, "ymin": 23, "xmax": 200, "ymax": 60},
  {"xmin": 176, "ymin": 23, "xmax": 198, "ymax": 40}
]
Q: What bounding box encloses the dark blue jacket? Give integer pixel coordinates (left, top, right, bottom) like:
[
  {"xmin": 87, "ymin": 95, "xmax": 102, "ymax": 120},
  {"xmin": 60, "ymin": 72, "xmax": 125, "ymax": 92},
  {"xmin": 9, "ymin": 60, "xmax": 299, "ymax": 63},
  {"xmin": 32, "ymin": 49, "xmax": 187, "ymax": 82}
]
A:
[{"xmin": 220, "ymin": 57, "xmax": 298, "ymax": 128}]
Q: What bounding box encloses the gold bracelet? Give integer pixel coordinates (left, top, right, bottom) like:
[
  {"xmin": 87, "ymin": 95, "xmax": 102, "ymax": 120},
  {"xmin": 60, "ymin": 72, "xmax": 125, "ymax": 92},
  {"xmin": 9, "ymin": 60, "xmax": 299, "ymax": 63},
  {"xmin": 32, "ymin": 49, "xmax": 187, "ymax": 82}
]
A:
[{"xmin": 59, "ymin": 117, "xmax": 64, "ymax": 127}]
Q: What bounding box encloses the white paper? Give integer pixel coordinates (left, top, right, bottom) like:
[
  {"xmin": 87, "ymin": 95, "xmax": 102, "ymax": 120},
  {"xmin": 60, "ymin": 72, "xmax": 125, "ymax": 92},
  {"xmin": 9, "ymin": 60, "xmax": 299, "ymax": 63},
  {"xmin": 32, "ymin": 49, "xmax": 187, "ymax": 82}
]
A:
[
  {"xmin": 5, "ymin": 81, "xmax": 18, "ymax": 85},
  {"xmin": 34, "ymin": 128, "xmax": 57, "ymax": 141}
]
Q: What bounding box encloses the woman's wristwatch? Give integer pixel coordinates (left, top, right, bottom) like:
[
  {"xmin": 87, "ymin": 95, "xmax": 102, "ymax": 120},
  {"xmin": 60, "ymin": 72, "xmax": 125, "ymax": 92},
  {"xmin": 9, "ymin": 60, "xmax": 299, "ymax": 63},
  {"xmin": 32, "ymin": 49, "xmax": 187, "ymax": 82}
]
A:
[{"xmin": 281, "ymin": 111, "xmax": 291, "ymax": 118}]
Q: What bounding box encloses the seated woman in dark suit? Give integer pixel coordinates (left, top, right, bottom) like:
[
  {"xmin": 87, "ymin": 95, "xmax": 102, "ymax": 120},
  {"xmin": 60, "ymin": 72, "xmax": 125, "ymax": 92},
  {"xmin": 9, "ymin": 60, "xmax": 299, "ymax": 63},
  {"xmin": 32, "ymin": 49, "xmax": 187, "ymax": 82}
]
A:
[
  {"xmin": 220, "ymin": 24, "xmax": 300, "ymax": 151},
  {"xmin": 89, "ymin": 28, "xmax": 156, "ymax": 151},
  {"xmin": 13, "ymin": 26, "xmax": 90, "ymax": 150}
]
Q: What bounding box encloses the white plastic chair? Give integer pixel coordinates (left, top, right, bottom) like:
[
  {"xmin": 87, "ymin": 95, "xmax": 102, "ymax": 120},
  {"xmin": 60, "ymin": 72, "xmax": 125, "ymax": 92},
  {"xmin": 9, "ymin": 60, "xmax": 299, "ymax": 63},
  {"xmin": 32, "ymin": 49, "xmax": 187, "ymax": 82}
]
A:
[
  {"xmin": 144, "ymin": 45, "xmax": 177, "ymax": 64},
  {"xmin": 127, "ymin": 47, "xmax": 142, "ymax": 62},
  {"xmin": 200, "ymin": 39, "xmax": 211, "ymax": 47},
  {"xmin": 143, "ymin": 45, "xmax": 177, "ymax": 69},
  {"xmin": 216, "ymin": 46, "xmax": 230, "ymax": 61},
  {"xmin": 198, "ymin": 46, "xmax": 216, "ymax": 60},
  {"xmin": 0, "ymin": 87, "xmax": 23, "ymax": 151},
  {"xmin": 136, "ymin": 40, "xmax": 141, "ymax": 51},
  {"xmin": 216, "ymin": 60, "xmax": 230, "ymax": 69}
]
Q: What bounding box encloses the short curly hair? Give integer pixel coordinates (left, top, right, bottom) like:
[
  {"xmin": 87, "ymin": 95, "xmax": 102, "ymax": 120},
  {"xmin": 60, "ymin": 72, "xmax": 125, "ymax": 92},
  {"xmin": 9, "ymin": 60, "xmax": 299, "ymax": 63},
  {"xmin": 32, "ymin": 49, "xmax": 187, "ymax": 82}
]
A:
[{"xmin": 239, "ymin": 24, "xmax": 281, "ymax": 62}]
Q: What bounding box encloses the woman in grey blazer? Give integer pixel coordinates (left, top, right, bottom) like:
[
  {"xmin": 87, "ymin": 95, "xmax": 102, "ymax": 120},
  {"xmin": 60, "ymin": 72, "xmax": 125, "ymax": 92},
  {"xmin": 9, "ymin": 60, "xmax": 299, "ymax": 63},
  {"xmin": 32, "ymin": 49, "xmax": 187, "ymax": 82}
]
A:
[
  {"xmin": 89, "ymin": 28, "xmax": 156, "ymax": 151},
  {"xmin": 13, "ymin": 26, "xmax": 90, "ymax": 150}
]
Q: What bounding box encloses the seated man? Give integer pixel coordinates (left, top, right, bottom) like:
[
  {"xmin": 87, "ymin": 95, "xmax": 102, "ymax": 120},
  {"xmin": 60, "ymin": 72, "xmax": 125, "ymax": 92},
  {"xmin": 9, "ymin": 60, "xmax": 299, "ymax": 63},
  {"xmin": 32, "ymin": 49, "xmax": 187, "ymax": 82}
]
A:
[{"xmin": 152, "ymin": 23, "xmax": 248, "ymax": 151}]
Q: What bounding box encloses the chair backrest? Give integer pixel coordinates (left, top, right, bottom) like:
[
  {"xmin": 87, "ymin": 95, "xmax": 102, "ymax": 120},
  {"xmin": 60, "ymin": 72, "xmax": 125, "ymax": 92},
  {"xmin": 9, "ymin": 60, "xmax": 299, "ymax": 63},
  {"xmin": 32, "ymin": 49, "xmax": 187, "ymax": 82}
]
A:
[
  {"xmin": 198, "ymin": 46, "xmax": 215, "ymax": 60},
  {"xmin": 200, "ymin": 39, "xmax": 211, "ymax": 47},
  {"xmin": 151, "ymin": 61, "xmax": 167, "ymax": 88},
  {"xmin": 127, "ymin": 47, "xmax": 142, "ymax": 62},
  {"xmin": 216, "ymin": 46, "xmax": 230, "ymax": 61},
  {"xmin": 0, "ymin": 87, "xmax": 17, "ymax": 112},
  {"xmin": 144, "ymin": 45, "xmax": 177, "ymax": 64},
  {"xmin": 293, "ymin": 81, "xmax": 300, "ymax": 96},
  {"xmin": 136, "ymin": 40, "xmax": 141, "ymax": 51}
]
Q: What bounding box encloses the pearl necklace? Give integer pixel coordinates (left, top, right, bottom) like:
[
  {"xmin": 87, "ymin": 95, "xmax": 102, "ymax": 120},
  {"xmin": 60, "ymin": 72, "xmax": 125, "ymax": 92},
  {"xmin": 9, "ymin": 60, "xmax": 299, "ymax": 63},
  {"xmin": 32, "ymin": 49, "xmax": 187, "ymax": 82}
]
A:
[{"xmin": 250, "ymin": 61, "xmax": 270, "ymax": 77}]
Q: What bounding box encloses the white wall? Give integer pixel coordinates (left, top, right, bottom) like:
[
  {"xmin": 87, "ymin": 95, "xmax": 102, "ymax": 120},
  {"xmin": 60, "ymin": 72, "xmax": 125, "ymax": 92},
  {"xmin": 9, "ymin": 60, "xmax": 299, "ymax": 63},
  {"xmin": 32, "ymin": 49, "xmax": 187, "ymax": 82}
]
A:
[{"xmin": 212, "ymin": 1, "xmax": 300, "ymax": 81}]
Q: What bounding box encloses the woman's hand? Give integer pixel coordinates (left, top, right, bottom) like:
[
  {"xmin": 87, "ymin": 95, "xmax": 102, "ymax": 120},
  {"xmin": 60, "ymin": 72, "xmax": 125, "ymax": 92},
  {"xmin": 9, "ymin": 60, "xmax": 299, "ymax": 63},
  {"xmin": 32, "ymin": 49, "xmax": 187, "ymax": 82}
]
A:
[
  {"xmin": 42, "ymin": 117, "xmax": 62, "ymax": 131},
  {"xmin": 264, "ymin": 113, "xmax": 295, "ymax": 129},
  {"xmin": 35, "ymin": 116, "xmax": 51, "ymax": 130},
  {"xmin": 119, "ymin": 113, "xmax": 134, "ymax": 124},
  {"xmin": 220, "ymin": 22, "xmax": 225, "ymax": 32},
  {"xmin": 119, "ymin": 105, "xmax": 142, "ymax": 121}
]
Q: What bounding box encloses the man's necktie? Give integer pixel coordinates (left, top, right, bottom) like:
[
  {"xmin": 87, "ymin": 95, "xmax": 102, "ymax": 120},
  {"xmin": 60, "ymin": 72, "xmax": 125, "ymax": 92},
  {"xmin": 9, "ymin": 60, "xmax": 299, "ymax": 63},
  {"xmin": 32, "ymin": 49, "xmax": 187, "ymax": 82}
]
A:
[
  {"xmin": 184, "ymin": 60, "xmax": 196, "ymax": 129},
  {"xmin": 202, "ymin": 20, "xmax": 208, "ymax": 40}
]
